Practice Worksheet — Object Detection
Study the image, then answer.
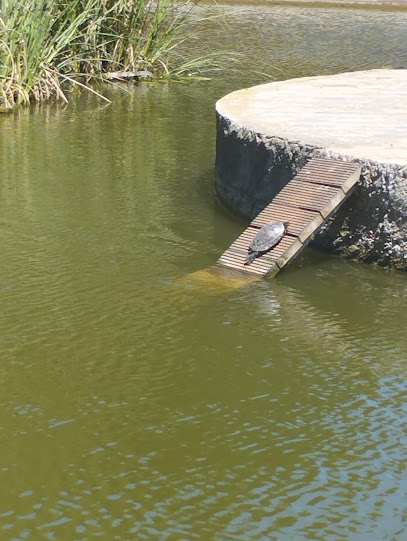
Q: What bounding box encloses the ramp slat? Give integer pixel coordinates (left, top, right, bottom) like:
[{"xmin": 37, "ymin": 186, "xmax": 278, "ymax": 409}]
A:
[
  {"xmin": 252, "ymin": 204, "xmax": 323, "ymax": 242},
  {"xmin": 216, "ymin": 158, "xmax": 362, "ymax": 277}
]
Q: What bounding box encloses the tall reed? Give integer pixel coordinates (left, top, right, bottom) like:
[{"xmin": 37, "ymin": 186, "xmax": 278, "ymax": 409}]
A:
[{"xmin": 0, "ymin": 0, "xmax": 223, "ymax": 108}]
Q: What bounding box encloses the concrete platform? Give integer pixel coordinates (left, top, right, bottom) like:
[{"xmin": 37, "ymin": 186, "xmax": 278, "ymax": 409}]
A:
[
  {"xmin": 215, "ymin": 69, "xmax": 407, "ymax": 270},
  {"xmin": 217, "ymin": 69, "xmax": 407, "ymax": 165}
]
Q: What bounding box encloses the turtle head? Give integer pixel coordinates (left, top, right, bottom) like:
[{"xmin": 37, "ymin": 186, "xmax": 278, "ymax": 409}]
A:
[{"xmin": 283, "ymin": 221, "xmax": 290, "ymax": 229}]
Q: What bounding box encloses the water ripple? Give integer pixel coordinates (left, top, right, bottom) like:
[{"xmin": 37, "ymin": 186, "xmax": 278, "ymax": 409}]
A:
[{"xmin": 1, "ymin": 5, "xmax": 407, "ymax": 538}]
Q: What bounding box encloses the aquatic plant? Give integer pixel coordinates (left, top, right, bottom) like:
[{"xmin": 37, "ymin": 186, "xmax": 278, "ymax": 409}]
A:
[{"xmin": 0, "ymin": 0, "xmax": 224, "ymax": 108}]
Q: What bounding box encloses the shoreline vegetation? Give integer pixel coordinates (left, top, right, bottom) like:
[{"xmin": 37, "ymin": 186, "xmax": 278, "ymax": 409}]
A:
[{"xmin": 0, "ymin": 0, "xmax": 224, "ymax": 109}]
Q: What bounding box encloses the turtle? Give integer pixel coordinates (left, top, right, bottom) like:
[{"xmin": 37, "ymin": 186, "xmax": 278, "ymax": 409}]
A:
[{"xmin": 244, "ymin": 220, "xmax": 289, "ymax": 266}]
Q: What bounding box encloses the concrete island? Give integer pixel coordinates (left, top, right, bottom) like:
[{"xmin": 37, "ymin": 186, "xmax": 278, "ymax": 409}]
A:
[{"xmin": 215, "ymin": 69, "xmax": 407, "ymax": 271}]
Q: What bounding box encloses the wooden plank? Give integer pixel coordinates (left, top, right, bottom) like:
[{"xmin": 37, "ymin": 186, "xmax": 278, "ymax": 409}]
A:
[
  {"xmin": 276, "ymin": 237, "xmax": 304, "ymax": 269},
  {"xmin": 217, "ymin": 260, "xmax": 269, "ymax": 276},
  {"xmin": 219, "ymin": 234, "xmax": 299, "ymax": 277},
  {"xmin": 217, "ymin": 252, "xmax": 276, "ymax": 275},
  {"xmin": 226, "ymin": 234, "xmax": 296, "ymax": 259},
  {"xmin": 296, "ymin": 168, "xmax": 361, "ymax": 193},
  {"xmin": 274, "ymin": 192, "xmax": 338, "ymax": 214},
  {"xmin": 296, "ymin": 159, "xmax": 361, "ymax": 193},
  {"xmin": 273, "ymin": 181, "xmax": 339, "ymax": 202},
  {"xmin": 303, "ymin": 158, "xmax": 359, "ymax": 169},
  {"xmin": 216, "ymin": 158, "xmax": 362, "ymax": 277},
  {"xmin": 301, "ymin": 158, "xmax": 360, "ymax": 171},
  {"xmin": 251, "ymin": 204, "xmax": 318, "ymax": 227},
  {"xmin": 251, "ymin": 204, "xmax": 323, "ymax": 243},
  {"xmin": 273, "ymin": 181, "xmax": 350, "ymax": 218}
]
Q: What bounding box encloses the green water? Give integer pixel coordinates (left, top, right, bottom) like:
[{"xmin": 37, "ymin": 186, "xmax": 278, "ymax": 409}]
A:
[{"xmin": 1, "ymin": 5, "xmax": 407, "ymax": 540}]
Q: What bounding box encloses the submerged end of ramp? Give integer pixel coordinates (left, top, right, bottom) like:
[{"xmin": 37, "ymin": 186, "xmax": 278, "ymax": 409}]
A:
[{"xmin": 179, "ymin": 266, "xmax": 260, "ymax": 293}]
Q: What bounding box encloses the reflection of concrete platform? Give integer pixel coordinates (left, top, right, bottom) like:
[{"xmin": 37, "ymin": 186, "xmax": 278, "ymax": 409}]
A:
[{"xmin": 214, "ymin": 69, "xmax": 407, "ymax": 270}]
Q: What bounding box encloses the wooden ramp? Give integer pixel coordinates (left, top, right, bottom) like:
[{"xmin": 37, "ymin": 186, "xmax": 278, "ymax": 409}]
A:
[{"xmin": 216, "ymin": 158, "xmax": 362, "ymax": 277}]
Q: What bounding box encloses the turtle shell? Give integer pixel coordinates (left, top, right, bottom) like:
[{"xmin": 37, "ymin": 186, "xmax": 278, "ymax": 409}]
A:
[{"xmin": 250, "ymin": 220, "xmax": 287, "ymax": 252}]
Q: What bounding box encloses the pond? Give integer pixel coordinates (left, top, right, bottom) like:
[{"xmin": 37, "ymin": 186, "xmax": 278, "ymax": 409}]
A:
[{"xmin": 1, "ymin": 4, "xmax": 407, "ymax": 540}]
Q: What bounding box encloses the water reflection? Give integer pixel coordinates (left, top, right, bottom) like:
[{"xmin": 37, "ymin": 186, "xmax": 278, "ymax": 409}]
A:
[{"xmin": 191, "ymin": 4, "xmax": 407, "ymax": 85}]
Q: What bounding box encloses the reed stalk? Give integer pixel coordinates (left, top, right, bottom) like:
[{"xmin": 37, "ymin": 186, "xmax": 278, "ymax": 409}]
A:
[{"xmin": 0, "ymin": 0, "xmax": 224, "ymax": 108}]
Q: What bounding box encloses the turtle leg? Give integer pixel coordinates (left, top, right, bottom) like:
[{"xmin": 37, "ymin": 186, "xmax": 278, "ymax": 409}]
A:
[{"xmin": 244, "ymin": 250, "xmax": 258, "ymax": 266}]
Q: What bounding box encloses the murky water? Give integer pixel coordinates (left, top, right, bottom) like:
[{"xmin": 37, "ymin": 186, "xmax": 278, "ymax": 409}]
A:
[{"xmin": 1, "ymin": 4, "xmax": 407, "ymax": 540}]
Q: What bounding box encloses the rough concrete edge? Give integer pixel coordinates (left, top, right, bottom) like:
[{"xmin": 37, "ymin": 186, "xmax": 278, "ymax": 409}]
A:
[{"xmin": 215, "ymin": 112, "xmax": 407, "ymax": 270}]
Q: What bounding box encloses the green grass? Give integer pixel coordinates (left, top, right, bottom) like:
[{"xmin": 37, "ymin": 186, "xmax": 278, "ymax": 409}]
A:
[{"xmin": 0, "ymin": 0, "xmax": 225, "ymax": 108}]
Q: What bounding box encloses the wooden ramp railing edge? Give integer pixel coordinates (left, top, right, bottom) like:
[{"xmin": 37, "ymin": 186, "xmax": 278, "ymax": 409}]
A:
[{"xmin": 216, "ymin": 158, "xmax": 362, "ymax": 278}]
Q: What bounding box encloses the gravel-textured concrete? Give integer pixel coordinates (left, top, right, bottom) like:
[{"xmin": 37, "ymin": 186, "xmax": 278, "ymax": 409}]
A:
[{"xmin": 215, "ymin": 69, "xmax": 407, "ymax": 270}]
